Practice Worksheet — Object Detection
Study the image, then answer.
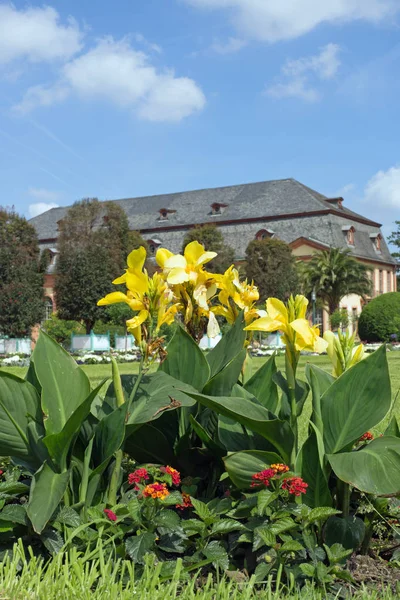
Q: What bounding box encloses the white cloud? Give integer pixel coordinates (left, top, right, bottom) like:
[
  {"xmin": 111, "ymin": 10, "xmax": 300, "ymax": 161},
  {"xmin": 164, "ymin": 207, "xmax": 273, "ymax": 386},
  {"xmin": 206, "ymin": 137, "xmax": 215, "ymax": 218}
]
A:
[
  {"xmin": 266, "ymin": 43, "xmax": 341, "ymax": 102},
  {"xmin": 184, "ymin": 0, "xmax": 399, "ymax": 42},
  {"xmin": 28, "ymin": 202, "xmax": 59, "ymax": 218},
  {"xmin": 211, "ymin": 37, "xmax": 247, "ymax": 54},
  {"xmin": 29, "ymin": 188, "xmax": 61, "ymax": 202},
  {"xmin": 0, "ymin": 4, "xmax": 83, "ymax": 65},
  {"xmin": 337, "ymin": 183, "xmax": 356, "ymax": 196},
  {"xmin": 133, "ymin": 33, "xmax": 162, "ymax": 54},
  {"xmin": 184, "ymin": 0, "xmax": 397, "ymax": 42},
  {"xmin": 364, "ymin": 165, "xmax": 400, "ymax": 209},
  {"xmin": 14, "ymin": 38, "xmax": 206, "ymax": 122}
]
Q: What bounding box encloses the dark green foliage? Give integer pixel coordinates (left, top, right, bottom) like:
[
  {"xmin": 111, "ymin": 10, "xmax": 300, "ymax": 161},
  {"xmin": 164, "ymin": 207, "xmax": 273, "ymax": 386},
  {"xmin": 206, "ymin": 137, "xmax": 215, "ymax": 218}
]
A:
[
  {"xmin": 182, "ymin": 224, "xmax": 235, "ymax": 273},
  {"xmin": 358, "ymin": 292, "xmax": 400, "ymax": 342},
  {"xmin": 329, "ymin": 308, "xmax": 349, "ymax": 331},
  {"xmin": 389, "ymin": 221, "xmax": 400, "ymax": 264},
  {"xmin": 0, "ymin": 208, "xmax": 44, "ymax": 336},
  {"xmin": 55, "ymin": 199, "xmax": 134, "ymax": 333},
  {"xmin": 301, "ymin": 248, "xmax": 371, "ymax": 314},
  {"xmin": 245, "ymin": 238, "xmax": 299, "ymax": 301},
  {"xmin": 42, "ymin": 314, "xmax": 84, "ymax": 348}
]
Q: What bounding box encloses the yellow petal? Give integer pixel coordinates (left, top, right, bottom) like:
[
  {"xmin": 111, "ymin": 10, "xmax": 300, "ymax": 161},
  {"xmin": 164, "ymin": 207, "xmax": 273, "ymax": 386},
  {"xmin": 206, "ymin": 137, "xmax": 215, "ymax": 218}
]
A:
[
  {"xmin": 164, "ymin": 254, "xmax": 187, "ymax": 270},
  {"xmin": 184, "ymin": 240, "xmax": 206, "ymax": 265},
  {"xmin": 112, "ymin": 272, "xmax": 127, "ymax": 285},
  {"xmin": 167, "ymin": 267, "xmax": 190, "ymax": 285},
  {"xmin": 193, "ymin": 284, "xmax": 209, "ymax": 310},
  {"xmin": 323, "ymin": 331, "xmax": 336, "ymax": 362},
  {"xmin": 294, "ymin": 295, "xmax": 309, "ymax": 320},
  {"xmin": 266, "ymin": 298, "xmax": 288, "ymax": 323},
  {"xmin": 126, "ymin": 309, "xmax": 148, "ymax": 330},
  {"xmin": 196, "ymin": 251, "xmax": 218, "ymax": 266},
  {"xmin": 314, "ymin": 336, "xmax": 328, "ymax": 354},
  {"xmin": 126, "ymin": 270, "xmax": 148, "ymax": 296},
  {"xmin": 349, "ymin": 343, "xmax": 365, "ymax": 366},
  {"xmin": 127, "ymin": 246, "xmax": 147, "ymax": 271},
  {"xmin": 207, "ymin": 311, "xmax": 220, "ymax": 338},
  {"xmin": 244, "ymin": 316, "xmax": 283, "ymax": 332},
  {"xmin": 156, "ymin": 247, "xmax": 174, "ymax": 268},
  {"xmin": 291, "ymin": 319, "xmax": 315, "ymax": 346},
  {"xmin": 97, "ymin": 292, "xmax": 129, "ymax": 306}
]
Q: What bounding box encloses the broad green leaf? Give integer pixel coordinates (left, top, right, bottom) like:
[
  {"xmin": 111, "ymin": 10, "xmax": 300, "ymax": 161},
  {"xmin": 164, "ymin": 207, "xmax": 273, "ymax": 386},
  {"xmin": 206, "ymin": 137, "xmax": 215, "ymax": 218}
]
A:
[
  {"xmin": 25, "ymin": 361, "xmax": 42, "ymax": 395},
  {"xmin": 280, "ymin": 540, "xmax": 305, "ymax": 552},
  {"xmin": 190, "ymin": 497, "xmax": 216, "ymax": 524},
  {"xmin": 385, "ymin": 416, "xmax": 400, "ymax": 437},
  {"xmin": 324, "ymin": 516, "xmax": 365, "ymax": 550},
  {"xmin": 92, "ymin": 404, "xmax": 128, "ymax": 467},
  {"xmin": 298, "ymin": 430, "xmax": 332, "ymax": 508},
  {"xmin": 321, "ymin": 345, "xmax": 391, "ymax": 454},
  {"xmin": 182, "ymin": 519, "xmax": 207, "ymax": 535},
  {"xmin": 254, "ymin": 561, "xmax": 274, "ymax": 582},
  {"xmin": 273, "ymin": 371, "xmax": 309, "ymax": 419},
  {"xmin": 124, "ymin": 424, "xmax": 175, "ymax": 464},
  {"xmin": 158, "ymin": 530, "xmax": 186, "ymax": 554},
  {"xmin": 203, "ymin": 349, "xmax": 246, "ymax": 396},
  {"xmin": 269, "ymin": 517, "xmax": 297, "ymax": 535},
  {"xmin": 32, "ymin": 331, "xmax": 90, "ymax": 435},
  {"xmin": 328, "ymin": 436, "xmax": 400, "ymax": 495},
  {"xmin": 159, "ymin": 325, "xmax": 210, "ymax": 390},
  {"xmin": 27, "ymin": 463, "xmax": 70, "ymax": 533},
  {"xmin": 323, "ymin": 543, "xmax": 352, "ymax": 565},
  {"xmin": 154, "ymin": 510, "xmax": 180, "ymax": 529},
  {"xmin": 223, "ymin": 450, "xmax": 282, "ymax": 489},
  {"xmin": 211, "ymin": 519, "xmax": 246, "ymax": 534},
  {"xmin": 206, "ymin": 312, "xmax": 246, "ymax": 378},
  {"xmin": 202, "ymin": 540, "xmax": 229, "ymax": 571},
  {"xmin": 41, "ymin": 529, "xmax": 64, "ymax": 554},
  {"xmin": 189, "ymin": 415, "xmax": 226, "ymax": 458},
  {"xmin": 244, "ymin": 355, "xmax": 279, "ymax": 414},
  {"xmin": 0, "ymin": 504, "xmax": 27, "ymax": 525},
  {"xmin": 305, "ymin": 364, "xmax": 335, "ymax": 436},
  {"xmin": 53, "ymin": 507, "xmax": 81, "ymax": 528},
  {"xmin": 0, "ymin": 371, "xmax": 42, "ymax": 461},
  {"xmin": 257, "ymin": 489, "xmax": 280, "ymax": 515},
  {"xmin": 183, "ymin": 391, "xmax": 293, "ymax": 462},
  {"xmin": 253, "ymin": 526, "xmax": 275, "ymax": 550},
  {"xmin": 43, "ymin": 382, "xmax": 106, "ymax": 471},
  {"xmin": 125, "ymin": 532, "xmax": 156, "ymax": 564},
  {"xmin": 305, "ymin": 507, "xmax": 340, "ymax": 525}
]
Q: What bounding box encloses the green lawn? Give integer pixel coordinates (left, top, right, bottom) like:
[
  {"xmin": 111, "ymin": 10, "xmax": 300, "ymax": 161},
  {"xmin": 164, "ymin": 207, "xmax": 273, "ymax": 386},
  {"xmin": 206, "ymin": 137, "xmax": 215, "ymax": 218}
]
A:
[{"xmin": 3, "ymin": 352, "xmax": 400, "ymax": 439}]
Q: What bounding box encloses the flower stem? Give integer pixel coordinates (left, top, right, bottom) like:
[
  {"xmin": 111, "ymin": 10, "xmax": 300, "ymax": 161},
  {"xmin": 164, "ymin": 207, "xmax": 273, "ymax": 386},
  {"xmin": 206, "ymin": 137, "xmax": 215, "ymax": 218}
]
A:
[{"xmin": 108, "ymin": 359, "xmax": 126, "ymax": 506}]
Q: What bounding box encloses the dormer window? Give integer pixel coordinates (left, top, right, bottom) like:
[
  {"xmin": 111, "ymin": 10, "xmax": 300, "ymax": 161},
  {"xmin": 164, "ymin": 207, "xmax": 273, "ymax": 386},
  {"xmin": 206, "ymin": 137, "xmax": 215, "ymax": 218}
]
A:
[
  {"xmin": 342, "ymin": 225, "xmax": 355, "ymax": 246},
  {"xmin": 327, "ymin": 197, "xmax": 344, "ymax": 209},
  {"xmin": 210, "ymin": 202, "xmax": 228, "ymax": 216},
  {"xmin": 147, "ymin": 238, "xmax": 162, "ymax": 255},
  {"xmin": 158, "ymin": 208, "xmax": 176, "ymax": 221},
  {"xmin": 369, "ymin": 232, "xmax": 382, "ymax": 253},
  {"xmin": 256, "ymin": 229, "xmax": 274, "ymax": 241}
]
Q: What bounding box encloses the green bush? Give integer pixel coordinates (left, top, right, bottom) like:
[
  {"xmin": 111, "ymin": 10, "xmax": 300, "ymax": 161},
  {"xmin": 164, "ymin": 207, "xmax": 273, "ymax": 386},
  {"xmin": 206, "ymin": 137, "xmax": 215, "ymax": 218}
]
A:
[
  {"xmin": 358, "ymin": 292, "xmax": 400, "ymax": 342},
  {"xmin": 42, "ymin": 314, "xmax": 84, "ymax": 348}
]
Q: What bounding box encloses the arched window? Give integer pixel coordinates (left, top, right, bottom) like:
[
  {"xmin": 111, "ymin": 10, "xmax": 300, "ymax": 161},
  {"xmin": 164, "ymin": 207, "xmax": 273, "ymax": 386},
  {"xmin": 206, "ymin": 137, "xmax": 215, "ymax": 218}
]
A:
[
  {"xmin": 255, "ymin": 229, "xmax": 274, "ymax": 241},
  {"xmin": 44, "ymin": 297, "xmax": 53, "ymax": 321},
  {"xmin": 342, "ymin": 225, "xmax": 355, "ymax": 246}
]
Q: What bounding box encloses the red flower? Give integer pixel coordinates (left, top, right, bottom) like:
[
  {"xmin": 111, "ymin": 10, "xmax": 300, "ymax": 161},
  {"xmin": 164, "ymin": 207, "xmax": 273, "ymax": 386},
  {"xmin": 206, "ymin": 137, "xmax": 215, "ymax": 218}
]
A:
[
  {"xmin": 176, "ymin": 492, "xmax": 193, "ymax": 511},
  {"xmin": 0, "ymin": 470, "xmax": 3, "ymax": 477},
  {"xmin": 104, "ymin": 509, "xmax": 117, "ymax": 522},
  {"xmin": 359, "ymin": 432, "xmax": 374, "ymax": 442},
  {"xmin": 128, "ymin": 468, "xmax": 149, "ymax": 485},
  {"xmin": 251, "ymin": 468, "xmax": 277, "ymax": 488},
  {"xmin": 281, "ymin": 477, "xmax": 308, "ymax": 496},
  {"xmin": 161, "ymin": 466, "xmax": 181, "ymax": 486}
]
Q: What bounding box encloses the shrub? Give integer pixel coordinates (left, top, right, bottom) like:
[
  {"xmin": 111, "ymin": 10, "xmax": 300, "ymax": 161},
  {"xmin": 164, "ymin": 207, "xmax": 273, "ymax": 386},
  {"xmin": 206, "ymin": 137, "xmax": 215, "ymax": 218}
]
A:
[
  {"xmin": 358, "ymin": 292, "xmax": 400, "ymax": 342},
  {"xmin": 42, "ymin": 314, "xmax": 84, "ymax": 348}
]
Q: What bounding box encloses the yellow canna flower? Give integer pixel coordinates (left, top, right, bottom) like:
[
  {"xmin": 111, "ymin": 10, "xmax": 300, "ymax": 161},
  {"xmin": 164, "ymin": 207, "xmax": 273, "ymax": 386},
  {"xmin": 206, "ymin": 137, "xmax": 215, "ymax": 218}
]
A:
[
  {"xmin": 212, "ymin": 265, "xmax": 260, "ymax": 325},
  {"xmin": 245, "ymin": 295, "xmax": 327, "ymax": 354},
  {"xmin": 324, "ymin": 329, "xmax": 365, "ymax": 377},
  {"xmin": 156, "ymin": 241, "xmax": 217, "ymax": 285}
]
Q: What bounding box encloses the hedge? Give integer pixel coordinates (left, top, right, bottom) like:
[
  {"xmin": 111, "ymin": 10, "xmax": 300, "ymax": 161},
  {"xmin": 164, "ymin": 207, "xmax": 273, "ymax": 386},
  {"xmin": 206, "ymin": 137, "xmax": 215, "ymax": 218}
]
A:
[{"xmin": 358, "ymin": 292, "xmax": 400, "ymax": 342}]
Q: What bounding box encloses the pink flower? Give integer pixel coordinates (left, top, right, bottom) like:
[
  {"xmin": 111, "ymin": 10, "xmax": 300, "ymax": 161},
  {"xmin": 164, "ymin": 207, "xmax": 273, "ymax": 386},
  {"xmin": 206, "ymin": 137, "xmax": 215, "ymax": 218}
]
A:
[
  {"xmin": 128, "ymin": 468, "xmax": 149, "ymax": 485},
  {"xmin": 281, "ymin": 477, "xmax": 308, "ymax": 496},
  {"xmin": 104, "ymin": 509, "xmax": 117, "ymax": 522}
]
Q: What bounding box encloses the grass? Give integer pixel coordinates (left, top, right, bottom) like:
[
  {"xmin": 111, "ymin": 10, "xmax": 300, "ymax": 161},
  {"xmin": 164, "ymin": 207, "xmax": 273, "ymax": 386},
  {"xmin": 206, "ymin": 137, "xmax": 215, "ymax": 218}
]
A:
[{"xmin": 0, "ymin": 542, "xmax": 397, "ymax": 600}]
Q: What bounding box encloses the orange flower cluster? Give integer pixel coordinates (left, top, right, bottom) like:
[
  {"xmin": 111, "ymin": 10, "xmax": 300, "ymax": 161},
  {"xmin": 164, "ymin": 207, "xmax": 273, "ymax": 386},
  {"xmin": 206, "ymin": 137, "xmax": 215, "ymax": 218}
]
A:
[
  {"xmin": 359, "ymin": 431, "xmax": 374, "ymax": 442},
  {"xmin": 176, "ymin": 492, "xmax": 193, "ymax": 511},
  {"xmin": 143, "ymin": 482, "xmax": 170, "ymax": 500},
  {"xmin": 270, "ymin": 463, "xmax": 290, "ymax": 474},
  {"xmin": 161, "ymin": 465, "xmax": 181, "ymax": 486}
]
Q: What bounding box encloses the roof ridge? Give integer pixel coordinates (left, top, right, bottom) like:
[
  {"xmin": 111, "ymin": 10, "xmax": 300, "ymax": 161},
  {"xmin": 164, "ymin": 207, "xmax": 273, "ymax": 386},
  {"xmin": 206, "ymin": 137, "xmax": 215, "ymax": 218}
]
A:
[{"xmin": 291, "ymin": 180, "xmax": 332, "ymax": 209}]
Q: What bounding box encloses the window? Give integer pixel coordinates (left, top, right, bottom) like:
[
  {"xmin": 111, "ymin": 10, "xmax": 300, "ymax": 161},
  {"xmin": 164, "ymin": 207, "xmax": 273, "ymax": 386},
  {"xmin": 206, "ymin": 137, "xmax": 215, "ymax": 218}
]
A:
[
  {"xmin": 342, "ymin": 225, "xmax": 355, "ymax": 246},
  {"xmin": 369, "ymin": 232, "xmax": 382, "ymax": 252},
  {"xmin": 210, "ymin": 202, "xmax": 228, "ymax": 216},
  {"xmin": 256, "ymin": 229, "xmax": 274, "ymax": 241},
  {"xmin": 379, "ymin": 270, "xmax": 383, "ymax": 293},
  {"xmin": 158, "ymin": 208, "xmax": 176, "ymax": 221},
  {"xmin": 387, "ymin": 271, "xmax": 392, "ymax": 292},
  {"xmin": 147, "ymin": 239, "xmax": 162, "ymax": 255},
  {"xmin": 44, "ymin": 297, "xmax": 53, "ymax": 321}
]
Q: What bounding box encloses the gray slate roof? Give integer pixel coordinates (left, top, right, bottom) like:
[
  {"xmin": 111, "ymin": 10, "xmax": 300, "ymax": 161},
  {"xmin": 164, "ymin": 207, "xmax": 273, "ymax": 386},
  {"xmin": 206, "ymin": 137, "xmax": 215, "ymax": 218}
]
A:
[{"xmin": 29, "ymin": 177, "xmax": 395, "ymax": 265}]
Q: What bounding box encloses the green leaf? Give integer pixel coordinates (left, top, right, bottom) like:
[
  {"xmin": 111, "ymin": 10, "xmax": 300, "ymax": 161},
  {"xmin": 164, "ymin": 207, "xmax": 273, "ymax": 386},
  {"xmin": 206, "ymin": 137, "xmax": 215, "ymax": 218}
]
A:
[
  {"xmin": 298, "ymin": 429, "xmax": 332, "ymax": 508},
  {"xmin": 322, "ymin": 345, "xmax": 391, "ymax": 454},
  {"xmin": 0, "ymin": 371, "xmax": 43, "ymax": 462},
  {"xmin": 190, "ymin": 497, "xmax": 216, "ymax": 524},
  {"xmin": 189, "ymin": 415, "xmax": 226, "ymax": 458},
  {"xmin": 43, "ymin": 382, "xmax": 106, "ymax": 471},
  {"xmin": 125, "ymin": 532, "xmax": 156, "ymax": 564},
  {"xmin": 32, "ymin": 331, "xmax": 91, "ymax": 435},
  {"xmin": 92, "ymin": 403, "xmax": 128, "ymax": 467},
  {"xmin": 253, "ymin": 526, "xmax": 275, "ymax": 550},
  {"xmin": 273, "ymin": 372, "xmax": 309, "ymax": 419},
  {"xmin": 203, "ymin": 349, "xmax": 246, "ymax": 396},
  {"xmin": 159, "ymin": 325, "xmax": 210, "ymax": 390},
  {"xmin": 160, "ymin": 491, "xmax": 183, "ymax": 506},
  {"xmin": 254, "ymin": 561, "xmax": 274, "ymax": 582},
  {"xmin": 53, "ymin": 507, "xmax": 81, "ymax": 528},
  {"xmin": 158, "ymin": 530, "xmax": 186, "ymax": 554},
  {"xmin": 223, "ymin": 450, "xmax": 282, "ymax": 489},
  {"xmin": 269, "ymin": 517, "xmax": 297, "ymax": 535},
  {"xmin": 305, "ymin": 507, "xmax": 340, "ymax": 525},
  {"xmin": 41, "ymin": 529, "xmax": 64, "ymax": 554},
  {"xmin": 127, "ymin": 498, "xmax": 141, "ymax": 524},
  {"xmin": 245, "ymin": 355, "xmax": 279, "ymax": 414},
  {"xmin": 328, "ymin": 436, "xmax": 400, "ymax": 495},
  {"xmin": 305, "ymin": 364, "xmax": 335, "ymax": 436},
  {"xmin": 324, "ymin": 516, "xmax": 365, "ymax": 550},
  {"xmin": 385, "ymin": 416, "xmax": 400, "ymax": 438},
  {"xmin": 300, "ymin": 563, "xmax": 315, "ymax": 577},
  {"xmin": 323, "ymin": 543, "xmax": 352, "ymax": 565},
  {"xmin": 206, "ymin": 313, "xmax": 246, "ymax": 378},
  {"xmin": 202, "ymin": 540, "xmax": 229, "ymax": 571},
  {"xmin": 154, "ymin": 510, "xmax": 181, "ymax": 530},
  {"xmin": 280, "ymin": 540, "xmax": 305, "ymax": 552},
  {"xmin": 183, "ymin": 391, "xmax": 293, "ymax": 463},
  {"xmin": 0, "ymin": 504, "xmax": 27, "ymax": 525},
  {"xmin": 27, "ymin": 463, "xmax": 70, "ymax": 533},
  {"xmin": 181, "ymin": 519, "xmax": 206, "ymax": 535},
  {"xmin": 211, "ymin": 519, "xmax": 246, "ymax": 534},
  {"xmin": 124, "ymin": 424, "xmax": 175, "ymax": 465}
]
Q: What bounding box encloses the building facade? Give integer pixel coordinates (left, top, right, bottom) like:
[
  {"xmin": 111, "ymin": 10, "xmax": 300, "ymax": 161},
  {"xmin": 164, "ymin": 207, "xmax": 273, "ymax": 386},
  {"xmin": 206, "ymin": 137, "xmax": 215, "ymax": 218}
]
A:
[{"xmin": 29, "ymin": 178, "xmax": 397, "ymax": 331}]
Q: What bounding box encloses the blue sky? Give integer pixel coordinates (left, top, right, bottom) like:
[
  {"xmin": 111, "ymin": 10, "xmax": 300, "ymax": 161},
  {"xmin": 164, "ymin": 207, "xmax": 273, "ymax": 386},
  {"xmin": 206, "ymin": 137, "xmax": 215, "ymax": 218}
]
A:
[{"xmin": 0, "ymin": 0, "xmax": 399, "ymax": 241}]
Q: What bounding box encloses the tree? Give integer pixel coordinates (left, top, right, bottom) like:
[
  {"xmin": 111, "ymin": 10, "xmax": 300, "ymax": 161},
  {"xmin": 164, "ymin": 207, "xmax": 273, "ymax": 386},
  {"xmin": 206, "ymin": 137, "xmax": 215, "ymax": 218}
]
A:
[
  {"xmin": 389, "ymin": 221, "xmax": 400, "ymax": 288},
  {"xmin": 0, "ymin": 207, "xmax": 44, "ymax": 337},
  {"xmin": 302, "ymin": 248, "xmax": 372, "ymax": 315},
  {"xmin": 55, "ymin": 199, "xmax": 141, "ymax": 333},
  {"xmin": 245, "ymin": 238, "xmax": 298, "ymax": 301},
  {"xmin": 358, "ymin": 292, "xmax": 400, "ymax": 342},
  {"xmin": 182, "ymin": 224, "xmax": 235, "ymax": 273}
]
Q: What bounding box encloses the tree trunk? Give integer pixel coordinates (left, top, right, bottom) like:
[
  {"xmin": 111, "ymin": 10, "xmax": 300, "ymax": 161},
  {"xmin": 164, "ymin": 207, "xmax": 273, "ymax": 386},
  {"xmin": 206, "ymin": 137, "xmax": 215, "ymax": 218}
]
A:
[{"xmin": 85, "ymin": 320, "xmax": 93, "ymax": 334}]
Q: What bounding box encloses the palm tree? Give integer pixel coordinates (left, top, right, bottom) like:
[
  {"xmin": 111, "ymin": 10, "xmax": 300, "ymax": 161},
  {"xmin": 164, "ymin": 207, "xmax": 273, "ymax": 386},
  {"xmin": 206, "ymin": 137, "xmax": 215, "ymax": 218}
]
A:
[{"xmin": 301, "ymin": 248, "xmax": 372, "ymax": 315}]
